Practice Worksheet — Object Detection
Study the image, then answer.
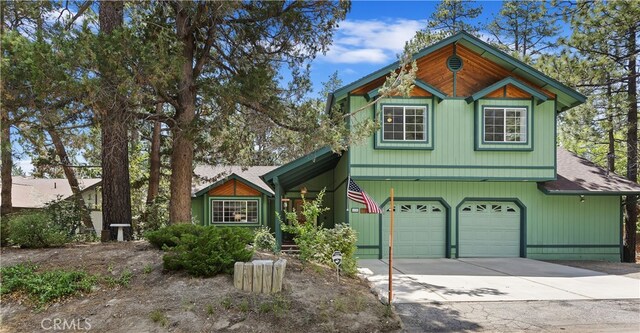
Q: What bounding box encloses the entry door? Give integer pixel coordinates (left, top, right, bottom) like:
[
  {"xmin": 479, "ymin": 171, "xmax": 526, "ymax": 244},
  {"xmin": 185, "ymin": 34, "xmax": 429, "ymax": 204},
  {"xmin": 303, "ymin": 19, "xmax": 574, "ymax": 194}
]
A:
[
  {"xmin": 458, "ymin": 202, "xmax": 520, "ymax": 257},
  {"xmin": 382, "ymin": 201, "xmax": 446, "ymax": 258}
]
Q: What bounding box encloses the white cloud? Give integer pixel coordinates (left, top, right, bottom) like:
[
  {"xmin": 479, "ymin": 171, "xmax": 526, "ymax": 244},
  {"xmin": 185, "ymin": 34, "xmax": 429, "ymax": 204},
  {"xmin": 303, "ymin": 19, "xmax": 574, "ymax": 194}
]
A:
[
  {"xmin": 319, "ymin": 18, "xmax": 426, "ymax": 64},
  {"xmin": 323, "ymin": 45, "xmax": 389, "ymax": 64}
]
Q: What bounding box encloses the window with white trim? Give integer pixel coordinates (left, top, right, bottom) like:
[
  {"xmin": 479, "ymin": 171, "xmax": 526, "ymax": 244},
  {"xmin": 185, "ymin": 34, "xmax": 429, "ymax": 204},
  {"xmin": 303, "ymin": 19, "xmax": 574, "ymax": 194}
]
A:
[
  {"xmin": 211, "ymin": 200, "xmax": 259, "ymax": 223},
  {"xmin": 483, "ymin": 107, "xmax": 527, "ymax": 143},
  {"xmin": 382, "ymin": 105, "xmax": 427, "ymax": 141}
]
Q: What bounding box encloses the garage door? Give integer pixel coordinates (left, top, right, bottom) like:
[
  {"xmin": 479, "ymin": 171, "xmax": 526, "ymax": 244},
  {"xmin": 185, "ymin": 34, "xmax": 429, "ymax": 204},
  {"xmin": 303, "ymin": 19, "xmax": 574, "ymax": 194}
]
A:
[
  {"xmin": 382, "ymin": 201, "xmax": 446, "ymax": 258},
  {"xmin": 458, "ymin": 202, "xmax": 520, "ymax": 257}
]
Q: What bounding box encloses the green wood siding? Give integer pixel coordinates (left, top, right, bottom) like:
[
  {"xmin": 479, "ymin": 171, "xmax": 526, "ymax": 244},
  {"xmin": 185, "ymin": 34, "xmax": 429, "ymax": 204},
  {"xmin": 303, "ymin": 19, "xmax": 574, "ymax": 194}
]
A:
[
  {"xmin": 348, "ymin": 180, "xmax": 620, "ymax": 261},
  {"xmin": 349, "ymin": 96, "xmax": 556, "ymax": 180},
  {"xmin": 191, "ymin": 196, "xmax": 204, "ymax": 225}
]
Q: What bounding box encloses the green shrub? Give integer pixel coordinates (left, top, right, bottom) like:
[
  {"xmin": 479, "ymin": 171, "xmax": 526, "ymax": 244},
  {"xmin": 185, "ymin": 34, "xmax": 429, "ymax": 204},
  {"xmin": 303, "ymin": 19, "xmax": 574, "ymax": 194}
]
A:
[
  {"xmin": 45, "ymin": 198, "xmax": 84, "ymax": 236},
  {"xmin": 1, "ymin": 216, "xmax": 11, "ymax": 247},
  {"xmin": 8, "ymin": 212, "xmax": 70, "ymax": 248},
  {"xmin": 134, "ymin": 199, "xmax": 169, "ymax": 239},
  {"xmin": 280, "ymin": 189, "xmax": 359, "ymax": 276},
  {"xmin": 162, "ymin": 227, "xmax": 254, "ymax": 277},
  {"xmin": 144, "ymin": 223, "xmax": 204, "ymax": 249},
  {"xmin": 0, "ymin": 263, "xmax": 97, "ymax": 306},
  {"xmin": 324, "ymin": 224, "xmax": 358, "ymax": 275},
  {"xmin": 253, "ymin": 226, "xmax": 276, "ymax": 253}
]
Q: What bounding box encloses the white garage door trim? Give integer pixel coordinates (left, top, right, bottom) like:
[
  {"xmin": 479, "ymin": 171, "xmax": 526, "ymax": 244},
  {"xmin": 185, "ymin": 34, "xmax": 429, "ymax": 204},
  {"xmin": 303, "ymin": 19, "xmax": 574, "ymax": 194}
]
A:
[
  {"xmin": 381, "ymin": 199, "xmax": 448, "ymax": 259},
  {"xmin": 457, "ymin": 199, "xmax": 525, "ymax": 258}
]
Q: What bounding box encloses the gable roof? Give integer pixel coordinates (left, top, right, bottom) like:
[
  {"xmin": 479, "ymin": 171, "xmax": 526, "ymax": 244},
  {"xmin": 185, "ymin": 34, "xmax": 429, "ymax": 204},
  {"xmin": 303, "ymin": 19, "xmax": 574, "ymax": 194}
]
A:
[
  {"xmin": 6, "ymin": 177, "xmax": 101, "ymax": 209},
  {"xmin": 192, "ymin": 165, "xmax": 277, "ymax": 197},
  {"xmin": 261, "ymin": 146, "xmax": 343, "ymax": 191},
  {"xmin": 465, "ymin": 76, "xmax": 549, "ymax": 104},
  {"xmin": 330, "ymin": 31, "xmax": 585, "ymax": 112},
  {"xmin": 538, "ymin": 148, "xmax": 640, "ymax": 195}
]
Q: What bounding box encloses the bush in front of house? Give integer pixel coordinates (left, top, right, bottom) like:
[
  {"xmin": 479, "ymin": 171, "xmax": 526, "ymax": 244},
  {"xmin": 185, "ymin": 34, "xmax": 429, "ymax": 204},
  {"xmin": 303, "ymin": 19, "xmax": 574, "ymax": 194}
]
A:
[
  {"xmin": 162, "ymin": 226, "xmax": 254, "ymax": 277},
  {"xmin": 324, "ymin": 224, "xmax": 358, "ymax": 275},
  {"xmin": 283, "ymin": 221, "xmax": 359, "ymax": 276},
  {"xmin": 253, "ymin": 226, "xmax": 277, "ymax": 253},
  {"xmin": 7, "ymin": 212, "xmax": 70, "ymax": 248},
  {"xmin": 144, "ymin": 223, "xmax": 205, "ymax": 249},
  {"xmin": 280, "ymin": 189, "xmax": 359, "ymax": 276}
]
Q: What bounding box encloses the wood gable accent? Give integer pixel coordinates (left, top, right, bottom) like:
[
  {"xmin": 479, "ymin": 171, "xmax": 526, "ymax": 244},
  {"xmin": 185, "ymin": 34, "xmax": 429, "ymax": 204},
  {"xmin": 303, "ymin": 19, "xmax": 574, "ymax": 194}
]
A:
[
  {"xmin": 208, "ymin": 179, "xmax": 261, "ymax": 197},
  {"xmin": 350, "ymin": 44, "xmax": 555, "ymax": 100},
  {"xmin": 485, "ymin": 84, "xmax": 532, "ymax": 98}
]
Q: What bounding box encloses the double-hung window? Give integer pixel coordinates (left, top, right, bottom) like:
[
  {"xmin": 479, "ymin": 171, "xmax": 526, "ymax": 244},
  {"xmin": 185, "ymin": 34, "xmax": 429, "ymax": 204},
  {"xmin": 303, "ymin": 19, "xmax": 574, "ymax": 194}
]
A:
[
  {"xmin": 483, "ymin": 107, "xmax": 527, "ymax": 143},
  {"xmin": 382, "ymin": 105, "xmax": 427, "ymax": 141},
  {"xmin": 211, "ymin": 200, "xmax": 259, "ymax": 223}
]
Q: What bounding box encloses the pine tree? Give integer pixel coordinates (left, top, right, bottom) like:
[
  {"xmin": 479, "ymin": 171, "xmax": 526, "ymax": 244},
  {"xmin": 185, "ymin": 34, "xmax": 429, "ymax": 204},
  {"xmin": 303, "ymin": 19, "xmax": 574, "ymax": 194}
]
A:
[
  {"xmin": 487, "ymin": 0, "xmax": 560, "ymax": 59},
  {"xmin": 558, "ymin": 0, "xmax": 639, "ymax": 262},
  {"xmin": 135, "ymin": 2, "xmax": 351, "ymax": 224},
  {"xmin": 408, "ymin": 0, "xmax": 483, "ymax": 53}
]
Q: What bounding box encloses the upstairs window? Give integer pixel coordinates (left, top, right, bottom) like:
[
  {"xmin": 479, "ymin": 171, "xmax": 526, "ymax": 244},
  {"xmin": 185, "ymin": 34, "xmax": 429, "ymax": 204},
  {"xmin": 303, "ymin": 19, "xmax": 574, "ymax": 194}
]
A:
[
  {"xmin": 483, "ymin": 107, "xmax": 527, "ymax": 143},
  {"xmin": 382, "ymin": 105, "xmax": 427, "ymax": 141}
]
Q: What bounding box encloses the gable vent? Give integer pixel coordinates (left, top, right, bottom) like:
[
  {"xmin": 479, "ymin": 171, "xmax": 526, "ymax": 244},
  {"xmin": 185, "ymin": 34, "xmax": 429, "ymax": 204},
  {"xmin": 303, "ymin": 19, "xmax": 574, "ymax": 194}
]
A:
[{"xmin": 447, "ymin": 55, "xmax": 463, "ymax": 72}]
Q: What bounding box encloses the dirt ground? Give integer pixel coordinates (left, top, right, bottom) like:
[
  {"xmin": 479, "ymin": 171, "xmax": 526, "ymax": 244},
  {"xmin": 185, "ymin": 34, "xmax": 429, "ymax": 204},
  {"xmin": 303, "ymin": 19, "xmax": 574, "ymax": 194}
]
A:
[{"xmin": 0, "ymin": 242, "xmax": 401, "ymax": 333}]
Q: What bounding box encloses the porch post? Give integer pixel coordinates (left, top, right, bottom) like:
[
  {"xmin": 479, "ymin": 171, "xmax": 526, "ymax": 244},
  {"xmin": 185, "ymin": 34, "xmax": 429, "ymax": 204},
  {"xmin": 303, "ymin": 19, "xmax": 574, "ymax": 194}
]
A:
[{"xmin": 274, "ymin": 176, "xmax": 282, "ymax": 251}]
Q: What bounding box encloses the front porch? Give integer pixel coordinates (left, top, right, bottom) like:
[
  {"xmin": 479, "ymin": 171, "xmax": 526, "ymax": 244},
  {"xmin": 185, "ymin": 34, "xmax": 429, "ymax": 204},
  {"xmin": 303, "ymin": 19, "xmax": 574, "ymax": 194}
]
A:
[{"xmin": 261, "ymin": 147, "xmax": 348, "ymax": 249}]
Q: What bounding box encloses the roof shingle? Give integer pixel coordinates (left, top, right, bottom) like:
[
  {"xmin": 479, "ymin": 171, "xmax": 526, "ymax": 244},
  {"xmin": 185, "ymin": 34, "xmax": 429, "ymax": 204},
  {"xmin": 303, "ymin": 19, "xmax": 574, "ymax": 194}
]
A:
[
  {"xmin": 192, "ymin": 165, "xmax": 277, "ymax": 196},
  {"xmin": 539, "ymin": 148, "xmax": 640, "ymax": 194},
  {"xmin": 4, "ymin": 177, "xmax": 101, "ymax": 209}
]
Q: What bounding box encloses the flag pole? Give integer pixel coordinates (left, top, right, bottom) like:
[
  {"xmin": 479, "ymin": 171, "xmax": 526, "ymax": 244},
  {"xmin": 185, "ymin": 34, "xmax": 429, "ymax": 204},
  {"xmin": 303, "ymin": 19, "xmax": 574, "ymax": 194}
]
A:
[{"xmin": 389, "ymin": 187, "xmax": 394, "ymax": 304}]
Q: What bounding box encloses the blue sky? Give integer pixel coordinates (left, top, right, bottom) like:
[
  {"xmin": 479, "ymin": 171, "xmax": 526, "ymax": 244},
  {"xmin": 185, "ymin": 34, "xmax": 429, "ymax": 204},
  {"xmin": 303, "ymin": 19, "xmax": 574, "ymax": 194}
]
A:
[{"xmin": 307, "ymin": 1, "xmax": 542, "ymax": 95}]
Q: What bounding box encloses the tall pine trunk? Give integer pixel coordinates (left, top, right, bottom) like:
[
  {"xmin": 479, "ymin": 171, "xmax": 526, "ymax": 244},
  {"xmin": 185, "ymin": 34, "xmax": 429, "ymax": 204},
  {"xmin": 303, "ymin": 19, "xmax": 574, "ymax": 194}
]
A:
[
  {"xmin": 0, "ymin": 108, "xmax": 12, "ymax": 217},
  {"xmin": 0, "ymin": 4, "xmax": 11, "ymax": 217},
  {"xmin": 48, "ymin": 128, "xmax": 94, "ymax": 232},
  {"xmin": 99, "ymin": 1, "xmax": 132, "ymax": 240},
  {"xmin": 623, "ymin": 25, "xmax": 638, "ymax": 263},
  {"xmin": 146, "ymin": 103, "xmax": 162, "ymax": 206},
  {"xmin": 169, "ymin": 3, "xmax": 196, "ymax": 224}
]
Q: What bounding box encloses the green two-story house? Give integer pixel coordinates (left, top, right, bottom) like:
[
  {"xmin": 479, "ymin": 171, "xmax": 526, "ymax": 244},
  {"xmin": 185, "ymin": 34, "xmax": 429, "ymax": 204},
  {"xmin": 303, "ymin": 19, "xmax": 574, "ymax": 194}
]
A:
[{"xmin": 192, "ymin": 31, "xmax": 640, "ymax": 261}]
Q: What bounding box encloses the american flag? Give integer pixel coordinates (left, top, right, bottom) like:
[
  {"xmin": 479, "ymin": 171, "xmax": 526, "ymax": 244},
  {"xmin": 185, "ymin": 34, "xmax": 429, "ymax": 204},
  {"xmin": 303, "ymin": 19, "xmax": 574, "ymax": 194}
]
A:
[{"xmin": 347, "ymin": 178, "xmax": 382, "ymax": 214}]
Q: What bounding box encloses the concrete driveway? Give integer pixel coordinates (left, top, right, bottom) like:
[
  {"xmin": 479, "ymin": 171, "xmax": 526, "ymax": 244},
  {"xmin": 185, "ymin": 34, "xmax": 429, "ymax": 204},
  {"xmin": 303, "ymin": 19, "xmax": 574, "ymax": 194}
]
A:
[{"xmin": 357, "ymin": 258, "xmax": 640, "ymax": 303}]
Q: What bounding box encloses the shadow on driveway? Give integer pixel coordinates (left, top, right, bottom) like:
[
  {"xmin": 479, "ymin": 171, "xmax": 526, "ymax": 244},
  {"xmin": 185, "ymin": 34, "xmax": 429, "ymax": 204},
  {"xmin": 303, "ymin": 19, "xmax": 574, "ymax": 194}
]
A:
[{"xmin": 395, "ymin": 302, "xmax": 483, "ymax": 332}]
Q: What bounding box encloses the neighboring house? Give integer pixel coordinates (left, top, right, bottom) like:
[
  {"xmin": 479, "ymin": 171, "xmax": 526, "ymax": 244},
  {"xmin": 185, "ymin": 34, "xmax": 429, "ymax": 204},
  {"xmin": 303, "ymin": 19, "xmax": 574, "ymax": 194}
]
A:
[
  {"xmin": 193, "ymin": 31, "xmax": 640, "ymax": 261},
  {"xmin": 6, "ymin": 176, "xmax": 102, "ymax": 233}
]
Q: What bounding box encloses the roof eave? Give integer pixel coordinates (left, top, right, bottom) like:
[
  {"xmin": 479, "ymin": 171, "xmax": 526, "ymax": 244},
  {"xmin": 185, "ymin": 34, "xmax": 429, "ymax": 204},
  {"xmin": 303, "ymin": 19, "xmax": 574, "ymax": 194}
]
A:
[
  {"xmin": 261, "ymin": 146, "xmax": 335, "ymax": 186},
  {"xmin": 536, "ymin": 183, "xmax": 640, "ymax": 196},
  {"xmin": 193, "ymin": 173, "xmax": 274, "ymax": 198}
]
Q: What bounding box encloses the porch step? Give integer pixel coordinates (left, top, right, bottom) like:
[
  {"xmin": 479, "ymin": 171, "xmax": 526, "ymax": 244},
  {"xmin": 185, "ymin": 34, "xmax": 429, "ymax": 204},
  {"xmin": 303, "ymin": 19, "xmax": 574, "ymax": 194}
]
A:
[{"xmin": 281, "ymin": 244, "xmax": 300, "ymax": 255}]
